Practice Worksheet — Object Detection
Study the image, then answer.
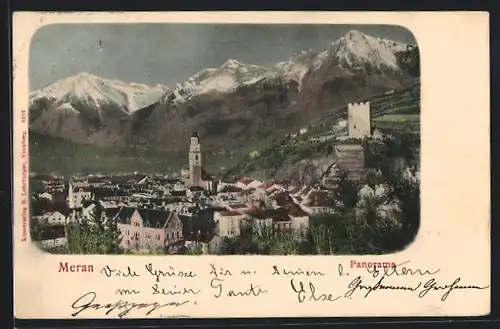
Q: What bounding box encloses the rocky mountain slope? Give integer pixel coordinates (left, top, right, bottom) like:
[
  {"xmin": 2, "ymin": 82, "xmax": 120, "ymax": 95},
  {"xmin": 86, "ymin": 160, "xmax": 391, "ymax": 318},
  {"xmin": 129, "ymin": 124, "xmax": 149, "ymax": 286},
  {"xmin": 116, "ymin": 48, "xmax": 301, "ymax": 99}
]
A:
[
  {"xmin": 29, "ymin": 30, "xmax": 418, "ymax": 158},
  {"xmin": 225, "ymin": 82, "xmax": 421, "ymax": 182},
  {"xmin": 29, "ymin": 73, "xmax": 168, "ymax": 141}
]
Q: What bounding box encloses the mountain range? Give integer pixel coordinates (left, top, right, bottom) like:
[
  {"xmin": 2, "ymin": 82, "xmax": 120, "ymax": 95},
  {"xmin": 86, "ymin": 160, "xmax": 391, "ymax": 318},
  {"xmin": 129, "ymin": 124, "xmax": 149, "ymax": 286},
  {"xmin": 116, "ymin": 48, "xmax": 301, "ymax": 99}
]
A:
[{"xmin": 29, "ymin": 30, "xmax": 419, "ymax": 159}]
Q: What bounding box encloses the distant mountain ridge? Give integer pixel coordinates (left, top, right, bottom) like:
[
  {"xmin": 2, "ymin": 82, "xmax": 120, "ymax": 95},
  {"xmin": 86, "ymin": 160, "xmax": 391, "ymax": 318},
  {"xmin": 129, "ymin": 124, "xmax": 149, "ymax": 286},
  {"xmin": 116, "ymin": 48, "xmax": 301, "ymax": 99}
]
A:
[
  {"xmin": 30, "ymin": 72, "xmax": 168, "ymax": 114},
  {"xmin": 163, "ymin": 59, "xmax": 275, "ymax": 104},
  {"xmin": 29, "ymin": 30, "xmax": 418, "ymax": 155}
]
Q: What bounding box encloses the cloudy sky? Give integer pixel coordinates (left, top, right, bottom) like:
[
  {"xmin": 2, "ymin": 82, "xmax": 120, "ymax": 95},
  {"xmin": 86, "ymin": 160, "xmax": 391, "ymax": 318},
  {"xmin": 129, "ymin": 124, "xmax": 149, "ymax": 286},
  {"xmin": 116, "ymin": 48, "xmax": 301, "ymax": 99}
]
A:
[{"xmin": 29, "ymin": 24, "xmax": 416, "ymax": 91}]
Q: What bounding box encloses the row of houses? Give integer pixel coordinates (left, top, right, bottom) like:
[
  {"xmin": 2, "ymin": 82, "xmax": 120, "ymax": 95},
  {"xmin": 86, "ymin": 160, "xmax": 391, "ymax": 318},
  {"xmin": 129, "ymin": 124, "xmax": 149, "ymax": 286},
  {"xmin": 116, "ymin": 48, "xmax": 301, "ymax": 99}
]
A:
[
  {"xmin": 32, "ymin": 172, "xmax": 340, "ymax": 253},
  {"xmin": 33, "ymin": 203, "xmax": 208, "ymax": 253}
]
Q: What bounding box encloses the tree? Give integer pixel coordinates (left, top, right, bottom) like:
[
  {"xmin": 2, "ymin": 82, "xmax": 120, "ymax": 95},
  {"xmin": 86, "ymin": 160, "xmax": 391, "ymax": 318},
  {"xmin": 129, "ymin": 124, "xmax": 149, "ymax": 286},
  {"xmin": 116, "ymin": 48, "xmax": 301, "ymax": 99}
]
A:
[
  {"xmin": 218, "ymin": 236, "xmax": 239, "ymax": 255},
  {"xmin": 358, "ymin": 195, "xmax": 383, "ymax": 254},
  {"xmin": 327, "ymin": 208, "xmax": 360, "ymax": 254},
  {"xmin": 365, "ymin": 132, "xmax": 418, "ymax": 177},
  {"xmin": 333, "ymin": 170, "xmax": 359, "ymax": 209},
  {"xmin": 238, "ymin": 222, "xmax": 258, "ymax": 254},
  {"xmin": 29, "ymin": 179, "xmax": 45, "ymax": 194},
  {"xmin": 185, "ymin": 244, "xmax": 203, "ymax": 255},
  {"xmin": 302, "ymin": 161, "xmax": 320, "ymax": 186},
  {"xmin": 309, "ymin": 223, "xmax": 333, "ymax": 254},
  {"xmin": 30, "ymin": 218, "xmax": 43, "ymax": 241},
  {"xmin": 65, "ymin": 202, "xmax": 123, "ymax": 254},
  {"xmin": 364, "ymin": 169, "xmax": 384, "ymax": 188},
  {"xmin": 385, "ymin": 168, "xmax": 420, "ymax": 249},
  {"xmin": 94, "ymin": 203, "xmax": 122, "ymax": 254}
]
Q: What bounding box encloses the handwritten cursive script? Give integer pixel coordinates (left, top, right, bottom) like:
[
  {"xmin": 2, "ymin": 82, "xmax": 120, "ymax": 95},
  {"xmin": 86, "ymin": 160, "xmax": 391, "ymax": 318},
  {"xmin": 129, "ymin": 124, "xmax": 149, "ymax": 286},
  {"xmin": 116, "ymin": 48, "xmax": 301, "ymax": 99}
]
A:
[
  {"xmin": 116, "ymin": 289, "xmax": 140, "ymax": 295},
  {"xmin": 210, "ymin": 277, "xmax": 267, "ymax": 298},
  {"xmin": 70, "ymin": 291, "xmax": 190, "ymax": 318},
  {"xmin": 366, "ymin": 261, "xmax": 440, "ymax": 278},
  {"xmin": 418, "ymin": 278, "xmax": 490, "ymax": 301},
  {"xmin": 152, "ymin": 284, "xmax": 200, "ymax": 296},
  {"xmin": 101, "ymin": 265, "xmax": 139, "ymax": 278},
  {"xmin": 68, "ymin": 260, "xmax": 490, "ymax": 318},
  {"xmin": 145, "ymin": 263, "xmax": 197, "ymax": 283},
  {"xmin": 273, "ymin": 265, "xmax": 325, "ymax": 276},
  {"xmin": 343, "ymin": 275, "xmax": 489, "ymax": 301},
  {"xmin": 290, "ymin": 279, "xmax": 341, "ymax": 303},
  {"xmin": 345, "ymin": 276, "xmax": 421, "ymax": 298}
]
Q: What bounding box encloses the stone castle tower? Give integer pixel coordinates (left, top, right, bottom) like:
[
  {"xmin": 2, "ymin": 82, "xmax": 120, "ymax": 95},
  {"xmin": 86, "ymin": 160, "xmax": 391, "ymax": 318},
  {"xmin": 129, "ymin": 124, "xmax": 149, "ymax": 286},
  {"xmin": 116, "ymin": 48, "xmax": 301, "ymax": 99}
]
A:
[
  {"xmin": 188, "ymin": 132, "xmax": 202, "ymax": 187},
  {"xmin": 347, "ymin": 101, "xmax": 371, "ymax": 139}
]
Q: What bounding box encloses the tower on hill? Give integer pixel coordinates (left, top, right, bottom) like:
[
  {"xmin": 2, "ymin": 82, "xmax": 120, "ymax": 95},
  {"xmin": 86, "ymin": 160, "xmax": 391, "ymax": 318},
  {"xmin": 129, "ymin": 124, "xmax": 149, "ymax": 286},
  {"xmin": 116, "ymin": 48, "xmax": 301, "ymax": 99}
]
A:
[{"xmin": 348, "ymin": 102, "xmax": 371, "ymax": 139}]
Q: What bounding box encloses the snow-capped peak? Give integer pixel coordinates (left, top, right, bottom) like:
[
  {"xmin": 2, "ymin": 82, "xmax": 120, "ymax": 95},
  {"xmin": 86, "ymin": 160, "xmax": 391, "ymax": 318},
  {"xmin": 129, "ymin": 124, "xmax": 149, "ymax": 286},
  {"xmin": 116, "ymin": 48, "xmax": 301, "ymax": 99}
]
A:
[
  {"xmin": 341, "ymin": 30, "xmax": 408, "ymax": 53},
  {"xmin": 276, "ymin": 48, "xmax": 318, "ymax": 88},
  {"xmin": 30, "ymin": 73, "xmax": 168, "ymax": 113},
  {"xmin": 165, "ymin": 58, "xmax": 273, "ymax": 103},
  {"xmin": 344, "ymin": 30, "xmax": 367, "ymax": 41},
  {"xmin": 221, "ymin": 58, "xmax": 244, "ymax": 69},
  {"xmin": 313, "ymin": 30, "xmax": 409, "ymax": 71}
]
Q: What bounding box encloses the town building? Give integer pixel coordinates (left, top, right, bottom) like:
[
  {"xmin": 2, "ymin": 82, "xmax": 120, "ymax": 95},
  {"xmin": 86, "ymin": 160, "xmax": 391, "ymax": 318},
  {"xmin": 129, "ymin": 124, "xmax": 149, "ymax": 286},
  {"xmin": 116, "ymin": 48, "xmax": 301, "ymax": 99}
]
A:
[
  {"xmin": 271, "ymin": 191, "xmax": 310, "ymax": 229},
  {"xmin": 39, "ymin": 211, "xmax": 67, "ymax": 226},
  {"xmin": 214, "ymin": 210, "xmax": 247, "ymax": 237},
  {"xmin": 241, "ymin": 201, "xmax": 310, "ymax": 235},
  {"xmin": 300, "ymin": 189, "xmax": 336, "ymax": 215},
  {"xmin": 68, "ymin": 181, "xmax": 93, "ymax": 209},
  {"xmin": 110, "ymin": 207, "xmax": 183, "ymax": 253},
  {"xmin": 66, "ymin": 180, "xmax": 93, "ymax": 222}
]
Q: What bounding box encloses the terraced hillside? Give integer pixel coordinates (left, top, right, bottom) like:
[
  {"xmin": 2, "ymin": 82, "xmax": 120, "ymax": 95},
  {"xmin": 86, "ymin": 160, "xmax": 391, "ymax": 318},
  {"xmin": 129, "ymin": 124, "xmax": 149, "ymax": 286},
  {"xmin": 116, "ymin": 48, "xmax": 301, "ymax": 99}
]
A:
[
  {"xmin": 371, "ymin": 82, "xmax": 420, "ymax": 133},
  {"xmin": 303, "ymin": 82, "xmax": 420, "ymax": 139},
  {"xmin": 224, "ymin": 82, "xmax": 421, "ymax": 181}
]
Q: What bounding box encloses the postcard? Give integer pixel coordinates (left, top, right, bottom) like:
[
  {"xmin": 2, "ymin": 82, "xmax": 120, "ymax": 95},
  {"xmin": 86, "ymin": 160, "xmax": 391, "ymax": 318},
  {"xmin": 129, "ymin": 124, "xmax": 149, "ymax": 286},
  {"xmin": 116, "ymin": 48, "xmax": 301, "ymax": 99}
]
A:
[{"xmin": 12, "ymin": 11, "xmax": 490, "ymax": 319}]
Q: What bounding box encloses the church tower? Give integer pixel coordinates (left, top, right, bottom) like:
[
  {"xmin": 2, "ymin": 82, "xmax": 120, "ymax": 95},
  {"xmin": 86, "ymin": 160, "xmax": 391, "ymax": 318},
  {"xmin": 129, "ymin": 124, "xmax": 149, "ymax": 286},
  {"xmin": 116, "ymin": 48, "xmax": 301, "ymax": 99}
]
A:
[{"xmin": 188, "ymin": 132, "xmax": 202, "ymax": 187}]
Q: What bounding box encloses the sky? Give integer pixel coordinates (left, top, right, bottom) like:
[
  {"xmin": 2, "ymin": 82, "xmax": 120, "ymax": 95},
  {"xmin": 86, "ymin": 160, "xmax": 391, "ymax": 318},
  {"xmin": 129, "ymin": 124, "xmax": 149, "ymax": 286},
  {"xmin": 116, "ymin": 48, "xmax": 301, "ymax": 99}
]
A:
[{"xmin": 29, "ymin": 24, "xmax": 416, "ymax": 91}]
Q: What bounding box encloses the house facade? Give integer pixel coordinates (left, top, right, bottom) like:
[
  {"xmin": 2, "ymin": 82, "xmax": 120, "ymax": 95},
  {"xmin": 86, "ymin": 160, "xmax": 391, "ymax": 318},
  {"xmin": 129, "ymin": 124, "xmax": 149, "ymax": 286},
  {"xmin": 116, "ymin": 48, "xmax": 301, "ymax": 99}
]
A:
[
  {"xmin": 40, "ymin": 211, "xmax": 67, "ymax": 226},
  {"xmin": 113, "ymin": 207, "xmax": 183, "ymax": 252},
  {"xmin": 68, "ymin": 181, "xmax": 93, "ymax": 209},
  {"xmin": 242, "ymin": 206, "xmax": 310, "ymax": 236},
  {"xmin": 214, "ymin": 210, "xmax": 247, "ymax": 237},
  {"xmin": 300, "ymin": 190, "xmax": 336, "ymax": 215}
]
